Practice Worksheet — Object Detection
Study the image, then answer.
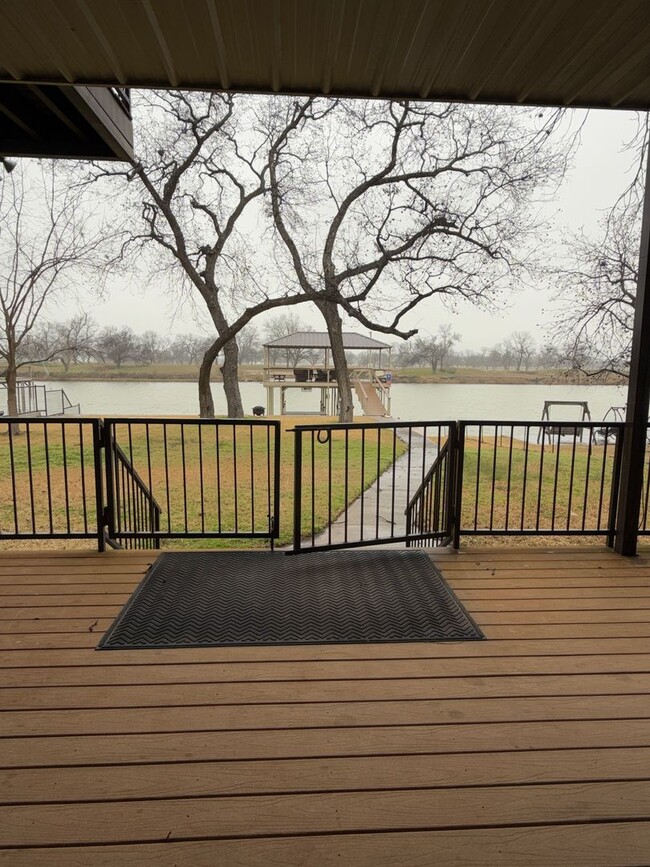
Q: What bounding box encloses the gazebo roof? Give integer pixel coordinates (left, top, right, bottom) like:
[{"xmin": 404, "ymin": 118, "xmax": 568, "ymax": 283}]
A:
[
  {"xmin": 264, "ymin": 331, "xmax": 391, "ymax": 351},
  {"xmin": 1, "ymin": 1, "xmax": 649, "ymax": 110}
]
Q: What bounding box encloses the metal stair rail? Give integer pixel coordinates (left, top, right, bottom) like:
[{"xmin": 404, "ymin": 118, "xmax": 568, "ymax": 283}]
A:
[{"xmin": 405, "ymin": 439, "xmax": 454, "ymax": 548}]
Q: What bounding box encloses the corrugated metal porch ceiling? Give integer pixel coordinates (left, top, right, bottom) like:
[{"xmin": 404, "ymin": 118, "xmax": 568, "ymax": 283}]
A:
[{"xmin": 1, "ymin": 0, "xmax": 649, "ymax": 110}]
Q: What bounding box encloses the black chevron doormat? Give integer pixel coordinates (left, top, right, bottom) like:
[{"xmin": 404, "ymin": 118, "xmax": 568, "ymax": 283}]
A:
[{"xmin": 98, "ymin": 550, "xmax": 484, "ymax": 648}]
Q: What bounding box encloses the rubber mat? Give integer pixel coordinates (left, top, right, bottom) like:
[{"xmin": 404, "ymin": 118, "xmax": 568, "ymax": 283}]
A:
[{"xmin": 98, "ymin": 550, "xmax": 484, "ymax": 648}]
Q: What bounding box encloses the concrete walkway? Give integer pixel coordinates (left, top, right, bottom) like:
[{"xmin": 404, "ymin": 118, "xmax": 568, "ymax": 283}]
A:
[{"xmin": 310, "ymin": 423, "xmax": 440, "ymax": 548}]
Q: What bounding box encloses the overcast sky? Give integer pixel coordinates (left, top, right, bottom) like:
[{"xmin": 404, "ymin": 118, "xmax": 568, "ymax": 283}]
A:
[{"xmin": 56, "ymin": 104, "xmax": 641, "ymax": 352}]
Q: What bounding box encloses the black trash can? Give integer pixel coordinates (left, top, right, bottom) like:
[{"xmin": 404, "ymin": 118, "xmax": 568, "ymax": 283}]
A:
[{"xmin": 252, "ymin": 405, "xmax": 265, "ymax": 416}]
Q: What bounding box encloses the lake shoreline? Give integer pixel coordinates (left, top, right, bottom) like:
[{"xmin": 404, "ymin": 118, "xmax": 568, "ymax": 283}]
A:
[{"xmin": 12, "ymin": 365, "xmax": 626, "ymax": 387}]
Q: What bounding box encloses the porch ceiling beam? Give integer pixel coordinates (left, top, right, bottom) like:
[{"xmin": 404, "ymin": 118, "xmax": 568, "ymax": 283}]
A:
[{"xmin": 614, "ymin": 142, "xmax": 650, "ymax": 555}]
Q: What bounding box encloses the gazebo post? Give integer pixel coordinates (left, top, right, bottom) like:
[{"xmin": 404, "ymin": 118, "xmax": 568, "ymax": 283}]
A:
[{"xmin": 614, "ymin": 146, "xmax": 650, "ymax": 555}]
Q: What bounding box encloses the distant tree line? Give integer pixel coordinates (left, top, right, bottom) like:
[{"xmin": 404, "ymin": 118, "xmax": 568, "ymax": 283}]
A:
[{"xmin": 12, "ymin": 312, "xmax": 611, "ymax": 377}]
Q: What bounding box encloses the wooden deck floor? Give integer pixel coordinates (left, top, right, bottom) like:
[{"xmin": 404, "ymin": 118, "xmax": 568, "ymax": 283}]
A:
[{"xmin": 1, "ymin": 546, "xmax": 650, "ymax": 865}]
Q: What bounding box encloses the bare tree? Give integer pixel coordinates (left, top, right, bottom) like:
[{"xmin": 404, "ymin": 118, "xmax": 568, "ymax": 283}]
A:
[
  {"xmin": 139, "ymin": 330, "xmax": 169, "ymax": 365},
  {"xmin": 235, "ymin": 324, "xmax": 261, "ymax": 364},
  {"xmin": 91, "ymin": 91, "xmax": 314, "ymax": 418},
  {"xmin": 408, "ymin": 325, "xmax": 460, "ymax": 372},
  {"xmin": 504, "ymin": 331, "xmax": 536, "ymax": 371},
  {"xmin": 267, "ymin": 98, "xmax": 576, "ymax": 421},
  {"xmin": 552, "ymin": 115, "xmax": 648, "ymax": 378},
  {"xmin": 263, "ymin": 312, "xmax": 315, "ymax": 368},
  {"xmin": 408, "ymin": 336, "xmax": 443, "ymax": 372},
  {"xmin": 168, "ymin": 333, "xmax": 209, "ymax": 365},
  {"xmin": 50, "ymin": 314, "xmax": 98, "ymax": 372},
  {"xmin": 97, "ymin": 326, "xmax": 140, "ymax": 368},
  {"xmin": 0, "ymin": 163, "xmax": 108, "ymax": 417},
  {"xmin": 435, "ymin": 324, "xmax": 460, "ymax": 370}
]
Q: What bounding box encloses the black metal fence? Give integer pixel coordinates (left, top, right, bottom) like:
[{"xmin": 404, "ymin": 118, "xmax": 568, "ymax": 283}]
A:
[
  {"xmin": 0, "ymin": 417, "xmax": 104, "ymax": 547},
  {"xmin": 103, "ymin": 419, "xmax": 281, "ymax": 546},
  {"xmin": 0, "ymin": 416, "xmax": 280, "ymax": 550},
  {"xmin": 452, "ymin": 421, "xmax": 625, "ymax": 546},
  {"xmin": 292, "ymin": 421, "xmax": 453, "ymax": 552},
  {"xmin": 0, "ymin": 415, "xmax": 644, "ymax": 552}
]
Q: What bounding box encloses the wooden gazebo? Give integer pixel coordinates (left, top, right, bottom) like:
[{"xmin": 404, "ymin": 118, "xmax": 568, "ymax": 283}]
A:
[{"xmin": 262, "ymin": 330, "xmax": 392, "ymax": 416}]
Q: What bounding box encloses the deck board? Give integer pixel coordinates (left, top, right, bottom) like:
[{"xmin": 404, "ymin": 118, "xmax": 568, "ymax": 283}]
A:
[{"xmin": 0, "ymin": 546, "xmax": 649, "ymax": 864}]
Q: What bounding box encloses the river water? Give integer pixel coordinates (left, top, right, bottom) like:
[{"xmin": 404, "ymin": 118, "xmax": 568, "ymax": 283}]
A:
[{"xmin": 19, "ymin": 378, "xmax": 628, "ymax": 423}]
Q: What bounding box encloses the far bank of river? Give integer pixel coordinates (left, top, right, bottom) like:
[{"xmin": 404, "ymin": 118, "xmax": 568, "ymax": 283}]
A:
[{"xmin": 17, "ymin": 379, "xmax": 628, "ymax": 422}]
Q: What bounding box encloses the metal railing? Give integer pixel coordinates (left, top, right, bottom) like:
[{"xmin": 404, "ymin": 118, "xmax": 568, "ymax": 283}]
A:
[
  {"xmin": 105, "ymin": 437, "xmax": 162, "ymax": 550},
  {"xmin": 453, "ymin": 421, "xmax": 625, "ymax": 546},
  {"xmin": 405, "ymin": 439, "xmax": 453, "ymax": 547},
  {"xmin": 0, "ymin": 417, "xmax": 104, "ymax": 547},
  {"xmin": 292, "ymin": 421, "xmax": 452, "ymax": 552},
  {"xmin": 2, "ymin": 383, "xmax": 81, "ymax": 417},
  {"xmin": 103, "ymin": 418, "xmax": 281, "ymax": 546},
  {"xmin": 0, "ymin": 415, "xmax": 645, "ymax": 552}
]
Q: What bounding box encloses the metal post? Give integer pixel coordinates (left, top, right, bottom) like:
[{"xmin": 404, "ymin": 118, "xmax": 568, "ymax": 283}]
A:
[
  {"xmin": 273, "ymin": 420, "xmax": 281, "ymax": 542},
  {"xmin": 103, "ymin": 420, "xmax": 116, "ymax": 546},
  {"xmin": 607, "ymin": 424, "xmax": 625, "ymax": 548},
  {"xmin": 292, "ymin": 428, "xmax": 303, "ymax": 552},
  {"xmin": 93, "ymin": 420, "xmax": 106, "ymax": 552},
  {"xmin": 451, "ymin": 421, "xmax": 464, "ymax": 549},
  {"xmin": 445, "ymin": 422, "xmax": 458, "ymax": 545},
  {"xmin": 615, "ymin": 145, "xmax": 650, "ymax": 556}
]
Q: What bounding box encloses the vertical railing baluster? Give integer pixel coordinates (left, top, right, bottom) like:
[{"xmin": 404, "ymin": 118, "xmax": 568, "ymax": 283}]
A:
[
  {"xmin": 232, "ymin": 425, "xmax": 239, "ymax": 535},
  {"xmin": 198, "ymin": 423, "xmax": 205, "ymax": 534},
  {"xmin": 215, "ymin": 424, "xmax": 222, "ymax": 534},
  {"xmin": 582, "ymin": 428, "xmax": 594, "ymax": 532},
  {"xmin": 293, "ymin": 428, "xmax": 303, "ymax": 552},
  {"xmin": 248, "ymin": 424, "xmax": 254, "ymax": 534},
  {"xmin": 535, "ymin": 427, "xmax": 546, "ymax": 533},
  {"xmin": 566, "ymin": 428, "xmax": 578, "ymax": 531},
  {"xmin": 360, "ymin": 428, "xmax": 366, "ymax": 542},
  {"xmin": 7, "ymin": 419, "xmax": 18, "ymax": 535},
  {"xmin": 311, "ymin": 429, "xmax": 316, "ymax": 547},
  {"xmin": 161, "ymin": 423, "xmax": 170, "ymax": 533},
  {"xmin": 375, "ymin": 427, "xmax": 381, "ymax": 540},
  {"xmin": 42, "ymin": 422, "xmax": 54, "ymax": 535},
  {"xmin": 474, "ymin": 424, "xmax": 482, "ymax": 531},
  {"xmin": 551, "ymin": 428, "xmax": 562, "ymax": 531},
  {"xmin": 520, "ymin": 425, "xmax": 530, "ymax": 531}
]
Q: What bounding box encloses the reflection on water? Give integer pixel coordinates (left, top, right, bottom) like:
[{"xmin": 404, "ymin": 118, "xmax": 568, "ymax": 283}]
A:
[{"xmin": 7, "ymin": 378, "xmax": 628, "ymax": 422}]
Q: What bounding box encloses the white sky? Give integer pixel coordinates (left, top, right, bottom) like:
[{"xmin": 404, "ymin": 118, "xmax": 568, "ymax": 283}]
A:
[{"xmin": 57, "ymin": 104, "xmax": 641, "ymax": 352}]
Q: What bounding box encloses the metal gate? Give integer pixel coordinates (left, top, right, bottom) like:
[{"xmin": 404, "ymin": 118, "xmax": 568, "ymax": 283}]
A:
[{"xmin": 292, "ymin": 420, "xmax": 455, "ymax": 552}]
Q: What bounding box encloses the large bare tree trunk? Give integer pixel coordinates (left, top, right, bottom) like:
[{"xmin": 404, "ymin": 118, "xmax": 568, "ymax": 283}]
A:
[
  {"xmin": 5, "ymin": 357, "xmax": 18, "ymax": 416},
  {"xmin": 317, "ymin": 300, "xmax": 354, "ymax": 423},
  {"xmin": 198, "ymin": 349, "xmax": 216, "ymax": 418},
  {"xmin": 203, "ymin": 302, "xmax": 245, "ymax": 419},
  {"xmin": 221, "ymin": 338, "xmax": 244, "ymax": 418},
  {"xmin": 198, "ymin": 334, "xmax": 245, "ymax": 419},
  {"xmin": 5, "ymin": 343, "xmax": 21, "ymax": 435}
]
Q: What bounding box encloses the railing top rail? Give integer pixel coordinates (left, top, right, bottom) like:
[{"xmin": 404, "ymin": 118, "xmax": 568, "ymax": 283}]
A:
[
  {"xmin": 0, "ymin": 415, "xmax": 99, "ymax": 424},
  {"xmin": 293, "ymin": 420, "xmax": 454, "ymax": 431},
  {"xmin": 458, "ymin": 419, "xmax": 627, "ymax": 428},
  {"xmin": 103, "ymin": 417, "xmax": 281, "ymax": 427}
]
